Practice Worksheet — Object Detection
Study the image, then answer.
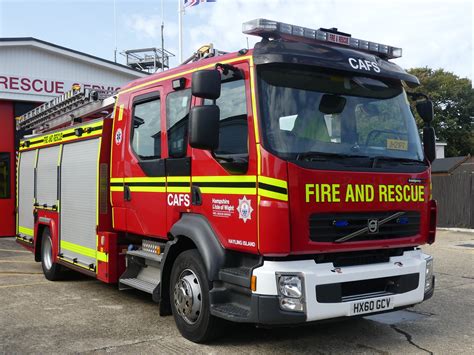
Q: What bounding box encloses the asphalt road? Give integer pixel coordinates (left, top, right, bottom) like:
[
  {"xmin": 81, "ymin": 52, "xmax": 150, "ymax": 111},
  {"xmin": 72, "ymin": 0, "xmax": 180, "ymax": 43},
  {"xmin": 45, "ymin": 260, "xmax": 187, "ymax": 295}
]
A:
[{"xmin": 0, "ymin": 230, "xmax": 472, "ymax": 354}]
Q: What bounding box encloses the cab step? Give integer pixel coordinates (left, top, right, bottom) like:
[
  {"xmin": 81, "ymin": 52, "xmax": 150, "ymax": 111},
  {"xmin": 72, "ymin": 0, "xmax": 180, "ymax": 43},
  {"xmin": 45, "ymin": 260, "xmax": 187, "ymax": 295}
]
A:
[
  {"xmin": 120, "ymin": 277, "xmax": 156, "ymax": 294},
  {"xmin": 211, "ymin": 303, "xmax": 250, "ymax": 321},
  {"xmin": 119, "ymin": 240, "xmax": 165, "ymax": 296}
]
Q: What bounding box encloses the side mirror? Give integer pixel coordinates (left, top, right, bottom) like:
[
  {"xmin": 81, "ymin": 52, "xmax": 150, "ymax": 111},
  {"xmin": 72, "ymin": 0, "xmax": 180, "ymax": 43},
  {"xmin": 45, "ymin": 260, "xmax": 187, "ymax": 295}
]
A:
[
  {"xmin": 189, "ymin": 105, "xmax": 220, "ymax": 150},
  {"xmin": 192, "ymin": 70, "xmax": 221, "ymax": 100},
  {"xmin": 423, "ymin": 126, "xmax": 436, "ymax": 163},
  {"xmin": 416, "ymin": 100, "xmax": 434, "ymax": 123}
]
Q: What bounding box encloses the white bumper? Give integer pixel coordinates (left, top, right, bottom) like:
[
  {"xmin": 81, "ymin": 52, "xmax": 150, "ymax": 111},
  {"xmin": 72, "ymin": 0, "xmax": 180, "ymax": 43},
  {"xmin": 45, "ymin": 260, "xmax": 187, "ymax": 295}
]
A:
[{"xmin": 252, "ymin": 249, "xmax": 431, "ymax": 322}]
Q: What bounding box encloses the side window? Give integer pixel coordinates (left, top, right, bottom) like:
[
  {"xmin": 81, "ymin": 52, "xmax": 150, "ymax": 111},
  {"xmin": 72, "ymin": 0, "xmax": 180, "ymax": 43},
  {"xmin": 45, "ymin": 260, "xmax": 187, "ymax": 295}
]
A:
[
  {"xmin": 167, "ymin": 89, "xmax": 191, "ymax": 158},
  {"xmin": 205, "ymin": 79, "xmax": 248, "ymax": 155},
  {"xmin": 132, "ymin": 96, "xmax": 161, "ymax": 159},
  {"xmin": 0, "ymin": 153, "xmax": 10, "ymax": 199}
]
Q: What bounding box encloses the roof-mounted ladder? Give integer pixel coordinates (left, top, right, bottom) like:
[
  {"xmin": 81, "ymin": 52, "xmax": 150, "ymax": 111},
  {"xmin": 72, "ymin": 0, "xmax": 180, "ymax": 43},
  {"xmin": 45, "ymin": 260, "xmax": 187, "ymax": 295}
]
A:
[
  {"xmin": 16, "ymin": 86, "xmax": 117, "ymax": 134},
  {"xmin": 180, "ymin": 44, "xmax": 228, "ymax": 65}
]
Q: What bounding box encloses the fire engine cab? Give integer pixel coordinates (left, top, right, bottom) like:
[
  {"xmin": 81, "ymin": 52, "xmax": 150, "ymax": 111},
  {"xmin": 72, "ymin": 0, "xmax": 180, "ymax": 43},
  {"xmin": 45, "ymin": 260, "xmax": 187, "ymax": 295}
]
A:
[{"xmin": 15, "ymin": 19, "xmax": 437, "ymax": 342}]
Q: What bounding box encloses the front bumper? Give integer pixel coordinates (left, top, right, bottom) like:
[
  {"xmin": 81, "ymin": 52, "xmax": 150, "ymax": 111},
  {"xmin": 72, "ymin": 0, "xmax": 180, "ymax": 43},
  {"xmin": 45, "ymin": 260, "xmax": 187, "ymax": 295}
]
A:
[{"xmin": 251, "ymin": 249, "xmax": 434, "ymax": 324}]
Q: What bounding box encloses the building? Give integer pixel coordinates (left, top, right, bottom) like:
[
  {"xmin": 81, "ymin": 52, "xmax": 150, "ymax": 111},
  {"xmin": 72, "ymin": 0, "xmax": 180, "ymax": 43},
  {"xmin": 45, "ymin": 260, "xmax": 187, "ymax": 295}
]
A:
[{"xmin": 0, "ymin": 37, "xmax": 147, "ymax": 237}]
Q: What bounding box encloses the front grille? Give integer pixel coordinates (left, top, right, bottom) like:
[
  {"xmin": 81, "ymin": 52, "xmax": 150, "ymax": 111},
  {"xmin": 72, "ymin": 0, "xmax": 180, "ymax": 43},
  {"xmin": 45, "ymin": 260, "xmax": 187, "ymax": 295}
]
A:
[
  {"xmin": 316, "ymin": 273, "xmax": 419, "ymax": 303},
  {"xmin": 309, "ymin": 211, "xmax": 420, "ymax": 243}
]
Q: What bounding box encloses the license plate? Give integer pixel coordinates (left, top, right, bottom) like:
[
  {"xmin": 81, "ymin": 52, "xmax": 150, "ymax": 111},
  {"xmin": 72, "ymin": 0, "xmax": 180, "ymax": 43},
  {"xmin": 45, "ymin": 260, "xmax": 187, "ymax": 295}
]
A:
[{"xmin": 350, "ymin": 296, "xmax": 394, "ymax": 316}]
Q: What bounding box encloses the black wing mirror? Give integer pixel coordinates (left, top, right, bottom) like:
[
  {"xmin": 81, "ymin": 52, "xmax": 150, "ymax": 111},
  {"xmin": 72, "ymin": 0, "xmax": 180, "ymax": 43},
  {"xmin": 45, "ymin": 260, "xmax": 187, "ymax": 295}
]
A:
[
  {"xmin": 192, "ymin": 70, "xmax": 221, "ymax": 100},
  {"xmin": 416, "ymin": 100, "xmax": 434, "ymax": 124},
  {"xmin": 189, "ymin": 105, "xmax": 220, "ymax": 150}
]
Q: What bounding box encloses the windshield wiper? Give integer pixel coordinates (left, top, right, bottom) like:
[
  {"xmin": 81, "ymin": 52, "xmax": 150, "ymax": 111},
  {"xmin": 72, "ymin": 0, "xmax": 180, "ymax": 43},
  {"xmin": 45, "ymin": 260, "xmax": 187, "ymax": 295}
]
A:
[
  {"xmin": 296, "ymin": 151, "xmax": 366, "ymax": 161},
  {"xmin": 371, "ymin": 156, "xmax": 425, "ymax": 168}
]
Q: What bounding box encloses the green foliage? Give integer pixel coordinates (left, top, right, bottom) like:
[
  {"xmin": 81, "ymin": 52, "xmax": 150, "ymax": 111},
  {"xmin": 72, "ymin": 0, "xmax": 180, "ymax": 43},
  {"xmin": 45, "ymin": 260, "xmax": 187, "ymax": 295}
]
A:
[{"xmin": 407, "ymin": 68, "xmax": 474, "ymax": 157}]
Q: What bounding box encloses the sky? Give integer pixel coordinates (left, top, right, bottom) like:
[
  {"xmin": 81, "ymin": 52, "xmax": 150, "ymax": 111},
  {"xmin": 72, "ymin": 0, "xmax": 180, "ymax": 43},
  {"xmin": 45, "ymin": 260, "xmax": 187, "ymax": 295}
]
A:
[{"xmin": 0, "ymin": 0, "xmax": 472, "ymax": 80}]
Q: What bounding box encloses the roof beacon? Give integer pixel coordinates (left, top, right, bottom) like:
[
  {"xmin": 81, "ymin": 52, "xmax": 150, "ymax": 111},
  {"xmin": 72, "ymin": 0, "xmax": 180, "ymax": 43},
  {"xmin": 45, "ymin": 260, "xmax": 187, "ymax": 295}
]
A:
[{"xmin": 242, "ymin": 18, "xmax": 402, "ymax": 59}]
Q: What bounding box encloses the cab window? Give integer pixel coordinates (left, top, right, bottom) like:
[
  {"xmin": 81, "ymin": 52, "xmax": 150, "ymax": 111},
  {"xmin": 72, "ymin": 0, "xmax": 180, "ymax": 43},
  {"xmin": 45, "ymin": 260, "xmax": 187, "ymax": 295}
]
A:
[
  {"xmin": 206, "ymin": 78, "xmax": 248, "ymax": 155},
  {"xmin": 131, "ymin": 95, "xmax": 161, "ymax": 159},
  {"xmin": 167, "ymin": 89, "xmax": 191, "ymax": 158}
]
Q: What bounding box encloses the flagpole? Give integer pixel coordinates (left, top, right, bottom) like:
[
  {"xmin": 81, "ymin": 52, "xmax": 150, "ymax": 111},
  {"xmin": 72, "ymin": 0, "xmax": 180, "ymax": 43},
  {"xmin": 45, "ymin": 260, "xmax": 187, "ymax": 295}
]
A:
[
  {"xmin": 161, "ymin": 0, "xmax": 164, "ymax": 71},
  {"xmin": 178, "ymin": 0, "xmax": 183, "ymax": 63}
]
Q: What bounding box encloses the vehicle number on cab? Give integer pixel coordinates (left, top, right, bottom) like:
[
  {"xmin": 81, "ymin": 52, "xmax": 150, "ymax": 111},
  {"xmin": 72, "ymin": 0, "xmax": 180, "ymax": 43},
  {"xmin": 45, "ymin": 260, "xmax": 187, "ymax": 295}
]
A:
[{"xmin": 350, "ymin": 296, "xmax": 394, "ymax": 316}]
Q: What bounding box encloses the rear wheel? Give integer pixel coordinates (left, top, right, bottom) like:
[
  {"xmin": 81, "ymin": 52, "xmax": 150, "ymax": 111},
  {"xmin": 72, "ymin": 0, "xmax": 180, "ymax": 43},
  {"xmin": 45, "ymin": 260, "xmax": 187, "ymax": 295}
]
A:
[
  {"xmin": 170, "ymin": 249, "xmax": 223, "ymax": 343},
  {"xmin": 41, "ymin": 229, "xmax": 63, "ymax": 281}
]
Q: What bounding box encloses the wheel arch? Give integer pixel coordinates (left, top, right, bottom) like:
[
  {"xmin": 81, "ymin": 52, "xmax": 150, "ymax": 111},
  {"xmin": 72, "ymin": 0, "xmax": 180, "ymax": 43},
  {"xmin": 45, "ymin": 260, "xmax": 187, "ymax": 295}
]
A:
[{"xmin": 158, "ymin": 213, "xmax": 225, "ymax": 316}]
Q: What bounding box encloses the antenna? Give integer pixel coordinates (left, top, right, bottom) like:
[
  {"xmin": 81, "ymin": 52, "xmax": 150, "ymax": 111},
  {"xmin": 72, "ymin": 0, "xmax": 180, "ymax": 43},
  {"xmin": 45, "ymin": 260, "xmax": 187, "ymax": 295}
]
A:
[{"xmin": 113, "ymin": 0, "xmax": 117, "ymax": 62}]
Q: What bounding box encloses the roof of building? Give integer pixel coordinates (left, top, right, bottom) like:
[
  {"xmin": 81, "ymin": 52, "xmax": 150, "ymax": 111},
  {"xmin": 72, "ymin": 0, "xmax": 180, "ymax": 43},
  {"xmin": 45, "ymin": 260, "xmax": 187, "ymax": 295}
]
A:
[
  {"xmin": 431, "ymin": 156, "xmax": 471, "ymax": 174},
  {"xmin": 0, "ymin": 37, "xmax": 148, "ymax": 77}
]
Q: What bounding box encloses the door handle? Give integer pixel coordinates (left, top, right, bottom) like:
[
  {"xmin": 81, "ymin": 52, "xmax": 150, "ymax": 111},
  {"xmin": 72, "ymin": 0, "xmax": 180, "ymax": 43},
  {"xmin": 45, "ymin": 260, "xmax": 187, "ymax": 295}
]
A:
[
  {"xmin": 124, "ymin": 185, "xmax": 131, "ymax": 201},
  {"xmin": 191, "ymin": 185, "xmax": 202, "ymax": 206}
]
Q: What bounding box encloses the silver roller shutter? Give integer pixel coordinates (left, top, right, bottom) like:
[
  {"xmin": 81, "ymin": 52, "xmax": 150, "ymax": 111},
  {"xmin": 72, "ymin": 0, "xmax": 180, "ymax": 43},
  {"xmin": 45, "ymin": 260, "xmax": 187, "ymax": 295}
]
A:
[
  {"xmin": 36, "ymin": 146, "xmax": 60, "ymax": 208},
  {"xmin": 18, "ymin": 150, "xmax": 36, "ymax": 238},
  {"xmin": 60, "ymin": 138, "xmax": 100, "ymax": 267}
]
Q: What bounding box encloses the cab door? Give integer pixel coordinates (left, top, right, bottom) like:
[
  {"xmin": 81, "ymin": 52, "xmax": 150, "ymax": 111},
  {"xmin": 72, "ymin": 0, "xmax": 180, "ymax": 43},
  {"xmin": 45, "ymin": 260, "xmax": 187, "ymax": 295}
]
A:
[
  {"xmin": 189, "ymin": 62, "xmax": 259, "ymax": 253},
  {"xmin": 122, "ymin": 87, "xmax": 167, "ymax": 238}
]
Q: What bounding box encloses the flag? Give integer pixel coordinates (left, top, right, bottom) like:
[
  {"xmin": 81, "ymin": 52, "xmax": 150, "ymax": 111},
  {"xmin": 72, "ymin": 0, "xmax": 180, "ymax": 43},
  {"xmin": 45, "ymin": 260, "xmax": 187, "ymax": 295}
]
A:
[{"xmin": 184, "ymin": 0, "xmax": 216, "ymax": 8}]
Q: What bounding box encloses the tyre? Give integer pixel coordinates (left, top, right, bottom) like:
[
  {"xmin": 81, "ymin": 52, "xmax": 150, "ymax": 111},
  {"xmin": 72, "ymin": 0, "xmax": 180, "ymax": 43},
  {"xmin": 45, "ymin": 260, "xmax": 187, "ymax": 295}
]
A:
[
  {"xmin": 170, "ymin": 249, "xmax": 223, "ymax": 343},
  {"xmin": 41, "ymin": 228, "xmax": 63, "ymax": 281}
]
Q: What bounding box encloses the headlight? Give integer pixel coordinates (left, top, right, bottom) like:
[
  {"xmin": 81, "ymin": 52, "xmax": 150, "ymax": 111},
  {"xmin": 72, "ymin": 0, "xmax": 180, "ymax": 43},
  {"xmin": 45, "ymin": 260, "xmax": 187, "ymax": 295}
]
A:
[
  {"xmin": 425, "ymin": 256, "xmax": 434, "ymax": 292},
  {"xmin": 278, "ymin": 275, "xmax": 302, "ymax": 298},
  {"xmin": 276, "ymin": 273, "xmax": 305, "ymax": 312}
]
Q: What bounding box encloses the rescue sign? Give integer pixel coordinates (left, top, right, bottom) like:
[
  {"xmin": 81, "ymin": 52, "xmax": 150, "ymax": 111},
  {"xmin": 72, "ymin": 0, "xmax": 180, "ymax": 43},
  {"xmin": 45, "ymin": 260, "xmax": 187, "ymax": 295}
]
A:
[{"xmin": 305, "ymin": 183, "xmax": 425, "ymax": 203}]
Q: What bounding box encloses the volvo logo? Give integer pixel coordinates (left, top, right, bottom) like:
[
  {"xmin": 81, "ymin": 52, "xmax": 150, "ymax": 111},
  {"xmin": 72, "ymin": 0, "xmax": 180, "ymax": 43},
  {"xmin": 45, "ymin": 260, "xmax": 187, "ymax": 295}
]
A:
[{"xmin": 367, "ymin": 219, "xmax": 379, "ymax": 234}]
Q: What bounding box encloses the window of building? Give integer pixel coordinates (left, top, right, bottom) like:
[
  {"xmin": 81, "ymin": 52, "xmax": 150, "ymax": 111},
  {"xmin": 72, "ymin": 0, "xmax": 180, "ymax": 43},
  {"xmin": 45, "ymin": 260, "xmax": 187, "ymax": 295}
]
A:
[
  {"xmin": 167, "ymin": 89, "xmax": 191, "ymax": 158},
  {"xmin": 131, "ymin": 96, "xmax": 161, "ymax": 159},
  {"xmin": 0, "ymin": 153, "xmax": 10, "ymax": 199}
]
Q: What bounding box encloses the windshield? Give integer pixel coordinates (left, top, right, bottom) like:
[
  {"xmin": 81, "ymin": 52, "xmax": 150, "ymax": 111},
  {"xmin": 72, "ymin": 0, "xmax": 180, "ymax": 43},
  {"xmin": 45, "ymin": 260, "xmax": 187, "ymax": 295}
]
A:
[{"xmin": 257, "ymin": 65, "xmax": 425, "ymax": 165}]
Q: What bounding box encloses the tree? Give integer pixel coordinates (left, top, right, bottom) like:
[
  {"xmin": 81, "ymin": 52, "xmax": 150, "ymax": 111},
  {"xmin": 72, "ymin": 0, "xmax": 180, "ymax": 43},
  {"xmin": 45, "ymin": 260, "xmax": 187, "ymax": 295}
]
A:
[{"xmin": 406, "ymin": 68, "xmax": 473, "ymax": 157}]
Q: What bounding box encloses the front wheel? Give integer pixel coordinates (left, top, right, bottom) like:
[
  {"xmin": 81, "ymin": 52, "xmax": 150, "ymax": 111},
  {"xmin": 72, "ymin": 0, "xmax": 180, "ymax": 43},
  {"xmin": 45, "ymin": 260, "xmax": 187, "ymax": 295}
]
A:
[
  {"xmin": 170, "ymin": 249, "xmax": 223, "ymax": 343},
  {"xmin": 41, "ymin": 229, "xmax": 63, "ymax": 281}
]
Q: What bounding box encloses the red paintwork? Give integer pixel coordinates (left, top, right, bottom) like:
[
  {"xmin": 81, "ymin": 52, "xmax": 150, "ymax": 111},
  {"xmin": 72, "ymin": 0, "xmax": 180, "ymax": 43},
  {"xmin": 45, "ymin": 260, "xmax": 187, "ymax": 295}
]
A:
[
  {"xmin": 287, "ymin": 162, "xmax": 432, "ymax": 254},
  {"xmin": 0, "ymin": 101, "xmax": 16, "ymax": 237}
]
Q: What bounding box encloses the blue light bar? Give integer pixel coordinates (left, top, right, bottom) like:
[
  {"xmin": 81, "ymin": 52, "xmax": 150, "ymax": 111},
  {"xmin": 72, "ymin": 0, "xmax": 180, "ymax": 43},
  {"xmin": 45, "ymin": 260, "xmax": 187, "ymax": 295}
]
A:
[{"xmin": 242, "ymin": 18, "xmax": 402, "ymax": 59}]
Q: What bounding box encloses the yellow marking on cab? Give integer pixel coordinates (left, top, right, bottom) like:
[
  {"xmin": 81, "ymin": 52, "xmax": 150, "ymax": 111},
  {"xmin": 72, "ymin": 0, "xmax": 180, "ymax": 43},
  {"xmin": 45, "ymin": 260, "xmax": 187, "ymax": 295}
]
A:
[
  {"xmin": 130, "ymin": 186, "xmax": 166, "ymax": 193},
  {"xmin": 119, "ymin": 55, "xmax": 252, "ymax": 95},
  {"xmin": 258, "ymin": 189, "xmax": 288, "ymax": 202},
  {"xmin": 124, "ymin": 177, "xmax": 166, "ymax": 183},
  {"xmin": 259, "ymin": 176, "xmax": 288, "ymax": 189},
  {"xmin": 117, "ymin": 104, "xmax": 124, "ymax": 121},
  {"xmin": 167, "ymin": 186, "xmax": 191, "ymax": 193},
  {"xmin": 199, "ymin": 187, "xmax": 257, "ymax": 195}
]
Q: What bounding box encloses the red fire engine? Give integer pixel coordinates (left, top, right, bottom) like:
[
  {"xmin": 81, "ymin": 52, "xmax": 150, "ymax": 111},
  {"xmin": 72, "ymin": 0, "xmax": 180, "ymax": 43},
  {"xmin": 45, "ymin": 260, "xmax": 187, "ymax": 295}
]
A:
[{"xmin": 14, "ymin": 19, "xmax": 437, "ymax": 342}]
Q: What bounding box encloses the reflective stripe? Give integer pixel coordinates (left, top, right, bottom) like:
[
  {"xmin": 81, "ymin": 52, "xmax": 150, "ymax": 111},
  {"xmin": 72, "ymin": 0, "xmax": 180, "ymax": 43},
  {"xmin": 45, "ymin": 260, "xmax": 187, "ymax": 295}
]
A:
[
  {"xmin": 18, "ymin": 226, "xmax": 34, "ymax": 236},
  {"xmin": 117, "ymin": 104, "xmax": 124, "ymax": 121},
  {"xmin": 259, "ymin": 176, "xmax": 287, "ymax": 189},
  {"xmin": 167, "ymin": 176, "xmax": 191, "ymax": 182},
  {"xmin": 19, "ymin": 121, "xmax": 103, "ymax": 151},
  {"xmin": 97, "ymin": 251, "xmax": 108, "ymax": 262},
  {"xmin": 119, "ymin": 56, "xmax": 252, "ymax": 95},
  {"xmin": 258, "ymin": 188, "xmax": 288, "ymax": 202},
  {"xmin": 58, "ymin": 257, "xmax": 95, "ymax": 271},
  {"xmin": 60, "ymin": 240, "xmax": 96, "ymax": 259},
  {"xmin": 110, "ymin": 186, "xmax": 124, "ymax": 192},
  {"xmin": 16, "ymin": 236, "xmax": 33, "ymax": 244},
  {"xmin": 199, "ymin": 187, "xmax": 257, "ymax": 195}
]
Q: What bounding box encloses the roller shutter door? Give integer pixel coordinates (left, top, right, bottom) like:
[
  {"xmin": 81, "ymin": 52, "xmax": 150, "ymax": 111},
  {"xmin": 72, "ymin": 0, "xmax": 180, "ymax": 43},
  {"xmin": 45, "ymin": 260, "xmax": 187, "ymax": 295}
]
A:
[{"xmin": 60, "ymin": 139, "xmax": 99, "ymax": 267}]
